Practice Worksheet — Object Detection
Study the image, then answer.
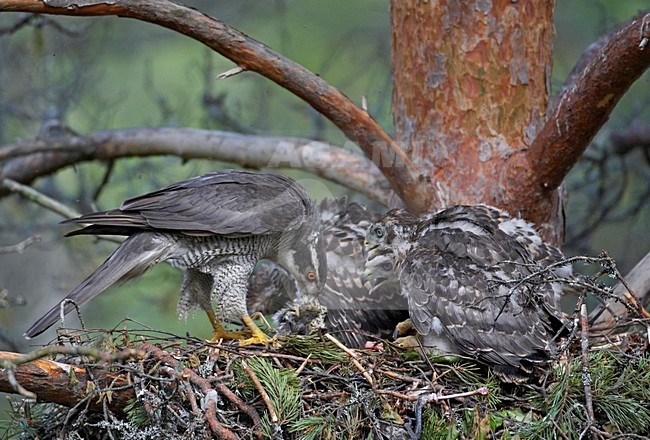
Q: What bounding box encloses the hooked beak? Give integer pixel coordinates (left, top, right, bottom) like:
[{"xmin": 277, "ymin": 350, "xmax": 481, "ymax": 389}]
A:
[{"xmin": 361, "ymin": 269, "xmax": 370, "ymax": 284}]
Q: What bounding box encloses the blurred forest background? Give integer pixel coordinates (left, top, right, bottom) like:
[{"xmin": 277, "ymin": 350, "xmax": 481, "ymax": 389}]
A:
[{"xmin": 0, "ymin": 0, "xmax": 648, "ymax": 381}]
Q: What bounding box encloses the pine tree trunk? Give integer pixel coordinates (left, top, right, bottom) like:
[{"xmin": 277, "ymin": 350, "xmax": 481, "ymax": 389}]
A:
[{"xmin": 391, "ymin": 0, "xmax": 563, "ymax": 243}]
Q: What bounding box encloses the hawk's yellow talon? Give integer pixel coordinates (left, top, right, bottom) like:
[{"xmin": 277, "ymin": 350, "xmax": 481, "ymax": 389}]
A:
[
  {"xmin": 206, "ymin": 310, "xmax": 251, "ymax": 342},
  {"xmin": 239, "ymin": 315, "xmax": 274, "ymax": 346}
]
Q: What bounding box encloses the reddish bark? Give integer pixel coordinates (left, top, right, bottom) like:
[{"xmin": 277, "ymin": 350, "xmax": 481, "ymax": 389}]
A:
[
  {"xmin": 391, "ymin": 0, "xmax": 557, "ymax": 236},
  {"xmin": 0, "ymin": 351, "xmax": 133, "ymax": 414},
  {"xmin": 1, "ymin": 2, "xmax": 647, "ymax": 244},
  {"xmin": 391, "ymin": 2, "xmax": 649, "ymax": 244},
  {"xmin": 0, "ymin": 344, "xmax": 263, "ymax": 438},
  {"xmin": 505, "ymin": 12, "xmax": 650, "ymax": 242}
]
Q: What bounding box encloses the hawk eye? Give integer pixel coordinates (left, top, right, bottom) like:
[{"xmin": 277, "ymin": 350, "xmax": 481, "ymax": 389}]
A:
[
  {"xmin": 374, "ymin": 227, "xmax": 384, "ymax": 238},
  {"xmin": 306, "ymin": 271, "xmax": 317, "ymax": 281},
  {"xmin": 382, "ymin": 261, "xmax": 393, "ymax": 271}
]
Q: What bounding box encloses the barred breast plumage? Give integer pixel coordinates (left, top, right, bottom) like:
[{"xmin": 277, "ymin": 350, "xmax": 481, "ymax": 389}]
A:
[{"xmin": 25, "ymin": 169, "xmax": 327, "ymax": 345}]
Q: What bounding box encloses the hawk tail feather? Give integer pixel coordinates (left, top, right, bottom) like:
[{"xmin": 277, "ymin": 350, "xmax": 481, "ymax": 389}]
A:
[{"xmin": 24, "ymin": 233, "xmax": 172, "ymax": 338}]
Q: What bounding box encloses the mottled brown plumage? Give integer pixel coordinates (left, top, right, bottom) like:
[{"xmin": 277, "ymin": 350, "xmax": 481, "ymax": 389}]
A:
[
  {"xmin": 248, "ymin": 198, "xmax": 409, "ymax": 348},
  {"xmin": 364, "ymin": 205, "xmax": 571, "ymax": 377}
]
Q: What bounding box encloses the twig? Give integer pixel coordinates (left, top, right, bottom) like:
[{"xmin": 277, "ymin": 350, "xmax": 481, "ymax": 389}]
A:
[
  {"xmin": 602, "ymin": 251, "xmax": 650, "ymax": 319},
  {"xmin": 92, "ymin": 160, "xmax": 115, "ymax": 202},
  {"xmin": 302, "ymin": 391, "xmax": 347, "ymax": 400},
  {"xmin": 423, "ymin": 386, "xmax": 489, "ymax": 404},
  {"xmin": 2, "ymin": 178, "xmax": 81, "ymax": 219},
  {"xmin": 2, "ymin": 178, "xmax": 124, "ymax": 244},
  {"xmin": 580, "ymin": 304, "xmax": 597, "ymax": 439},
  {"xmin": 141, "ymin": 343, "xmax": 262, "ymax": 437},
  {"xmin": 160, "ymin": 364, "xmax": 239, "ymax": 440},
  {"xmin": 102, "ymin": 397, "xmax": 117, "ymax": 440},
  {"xmin": 324, "ymin": 333, "xmax": 375, "ymax": 387},
  {"xmin": 2, "ymin": 345, "xmax": 145, "ymax": 367},
  {"xmin": 377, "ymin": 368, "xmax": 421, "ymax": 384},
  {"xmin": 184, "ymin": 382, "xmax": 201, "ymax": 417},
  {"xmin": 241, "ymin": 359, "xmax": 278, "ymax": 424},
  {"xmin": 2, "ymin": 368, "xmax": 36, "ymax": 399},
  {"xmin": 0, "ymin": 235, "xmax": 40, "ymax": 255},
  {"xmin": 238, "ymin": 350, "xmax": 320, "ymax": 364},
  {"xmin": 407, "ymin": 386, "xmax": 489, "ymax": 439},
  {"xmin": 294, "ymin": 353, "xmax": 311, "ymax": 375},
  {"xmin": 378, "ymin": 386, "xmax": 489, "ymax": 403},
  {"xmin": 217, "ymin": 66, "xmax": 244, "ymax": 79},
  {"xmin": 203, "ymin": 390, "xmax": 239, "ymax": 440}
]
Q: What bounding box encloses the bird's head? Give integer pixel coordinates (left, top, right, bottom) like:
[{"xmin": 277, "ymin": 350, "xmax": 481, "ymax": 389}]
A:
[
  {"xmin": 362, "ymin": 209, "xmax": 416, "ymax": 294},
  {"xmin": 278, "ymin": 218, "xmax": 327, "ymax": 298},
  {"xmin": 362, "ymin": 248, "xmax": 401, "ymax": 294},
  {"xmin": 364, "ymin": 209, "xmax": 417, "ymax": 255},
  {"xmin": 273, "ymin": 295, "xmax": 327, "ymax": 336}
]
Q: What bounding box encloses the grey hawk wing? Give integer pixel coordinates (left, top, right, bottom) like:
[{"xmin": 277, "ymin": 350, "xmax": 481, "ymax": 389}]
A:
[
  {"xmin": 64, "ymin": 169, "xmax": 314, "ymax": 236},
  {"xmin": 25, "ymin": 169, "xmax": 327, "ymax": 344}
]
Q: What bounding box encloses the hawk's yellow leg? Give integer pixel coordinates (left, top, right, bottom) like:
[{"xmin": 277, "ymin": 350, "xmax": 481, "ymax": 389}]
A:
[
  {"xmin": 205, "ymin": 310, "xmax": 250, "ymax": 342},
  {"xmin": 238, "ymin": 315, "xmax": 272, "ymax": 346}
]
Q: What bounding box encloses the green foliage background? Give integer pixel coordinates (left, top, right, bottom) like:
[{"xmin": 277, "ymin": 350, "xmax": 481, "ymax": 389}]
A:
[{"xmin": 0, "ymin": 0, "xmax": 648, "ymax": 428}]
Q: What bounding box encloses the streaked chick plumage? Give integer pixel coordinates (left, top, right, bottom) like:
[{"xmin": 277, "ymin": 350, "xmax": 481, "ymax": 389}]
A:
[
  {"xmin": 364, "ymin": 204, "xmax": 571, "ymax": 378},
  {"xmin": 248, "ymin": 198, "xmax": 410, "ymax": 348}
]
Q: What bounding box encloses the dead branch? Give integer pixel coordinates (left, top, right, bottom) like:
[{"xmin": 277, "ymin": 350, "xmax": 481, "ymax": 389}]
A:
[
  {"xmin": 1, "ymin": 315, "xmax": 648, "ymax": 437},
  {"xmin": 591, "ymin": 250, "xmax": 650, "ymax": 331},
  {"xmin": 0, "ymin": 0, "xmax": 430, "ymax": 212},
  {"xmin": 506, "ymin": 12, "xmax": 650, "ymax": 222},
  {"xmin": 0, "ymin": 350, "xmax": 137, "ymax": 414},
  {"xmin": 140, "ymin": 343, "xmax": 263, "ymax": 436},
  {"xmin": 0, "ymin": 234, "xmax": 40, "ymax": 255},
  {"xmin": 159, "ymin": 364, "xmax": 240, "ymax": 440},
  {"xmin": 2, "ymin": 178, "xmax": 81, "ymax": 218},
  {"xmin": 0, "ymin": 127, "xmax": 393, "ymax": 205},
  {"xmin": 324, "ymin": 333, "xmax": 375, "ymax": 387},
  {"xmin": 580, "ymin": 304, "xmax": 597, "ymax": 439},
  {"xmin": 1, "ymin": 179, "xmax": 125, "ymax": 244},
  {"xmin": 241, "ymin": 359, "xmax": 278, "ymax": 424}
]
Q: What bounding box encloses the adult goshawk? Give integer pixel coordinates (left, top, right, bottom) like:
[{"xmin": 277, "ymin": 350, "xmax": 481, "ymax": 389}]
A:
[
  {"xmin": 25, "ymin": 169, "xmax": 327, "ymax": 345},
  {"xmin": 364, "ymin": 204, "xmax": 570, "ymax": 378},
  {"xmin": 248, "ymin": 198, "xmax": 409, "ymax": 348}
]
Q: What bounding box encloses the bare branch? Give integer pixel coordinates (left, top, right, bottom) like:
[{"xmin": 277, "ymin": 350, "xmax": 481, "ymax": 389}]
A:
[
  {"xmin": 0, "ymin": 0, "xmax": 431, "ymax": 212},
  {"xmin": 579, "ymin": 304, "xmax": 597, "ymax": 439},
  {"xmin": 2, "ymin": 178, "xmax": 81, "ymax": 219},
  {"xmin": 534, "ymin": 12, "xmax": 650, "ymax": 190},
  {"xmin": 0, "ymin": 349, "xmax": 137, "ymax": 414},
  {"xmin": 0, "ymin": 234, "xmax": 40, "ymax": 255},
  {"xmin": 142, "ymin": 343, "xmax": 262, "ymax": 437},
  {"xmin": 241, "ymin": 359, "xmax": 278, "ymax": 424},
  {"xmin": 0, "ymin": 128, "xmax": 394, "ymax": 205},
  {"xmin": 591, "ymin": 251, "xmax": 650, "ymax": 330},
  {"xmin": 506, "ymin": 12, "xmax": 650, "ymax": 221}
]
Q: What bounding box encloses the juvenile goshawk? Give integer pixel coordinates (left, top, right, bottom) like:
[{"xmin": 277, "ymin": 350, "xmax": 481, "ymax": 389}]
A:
[
  {"xmin": 248, "ymin": 198, "xmax": 409, "ymax": 348},
  {"xmin": 25, "ymin": 169, "xmax": 327, "ymax": 344},
  {"xmin": 364, "ymin": 204, "xmax": 570, "ymax": 378}
]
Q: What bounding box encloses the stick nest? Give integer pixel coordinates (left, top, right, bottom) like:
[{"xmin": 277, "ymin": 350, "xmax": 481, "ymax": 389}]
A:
[{"xmin": 3, "ymin": 254, "xmax": 650, "ymax": 439}]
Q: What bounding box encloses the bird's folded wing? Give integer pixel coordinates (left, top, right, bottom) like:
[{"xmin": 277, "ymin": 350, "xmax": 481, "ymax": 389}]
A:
[{"xmin": 63, "ymin": 170, "xmax": 314, "ymax": 236}]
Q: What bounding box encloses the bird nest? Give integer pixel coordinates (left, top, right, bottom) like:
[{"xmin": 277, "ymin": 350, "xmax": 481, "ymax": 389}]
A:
[
  {"xmin": 2, "ymin": 253, "xmax": 649, "ymax": 439},
  {"xmin": 3, "ymin": 313, "xmax": 649, "ymax": 440}
]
